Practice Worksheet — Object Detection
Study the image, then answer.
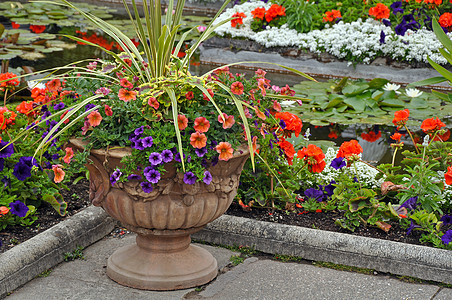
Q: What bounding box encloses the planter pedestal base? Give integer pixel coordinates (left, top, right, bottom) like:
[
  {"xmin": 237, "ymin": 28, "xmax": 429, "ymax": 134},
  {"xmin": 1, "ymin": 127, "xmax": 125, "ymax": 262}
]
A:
[{"xmin": 106, "ymin": 229, "xmax": 217, "ymax": 290}]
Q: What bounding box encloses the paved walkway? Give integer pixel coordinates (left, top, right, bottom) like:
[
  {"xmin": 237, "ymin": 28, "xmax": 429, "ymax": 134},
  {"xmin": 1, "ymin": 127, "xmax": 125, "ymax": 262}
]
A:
[{"xmin": 5, "ymin": 232, "xmax": 452, "ymax": 300}]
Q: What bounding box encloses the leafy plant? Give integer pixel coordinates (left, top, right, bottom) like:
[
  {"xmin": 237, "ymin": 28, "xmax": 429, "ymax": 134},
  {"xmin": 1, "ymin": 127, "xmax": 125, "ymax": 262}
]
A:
[
  {"xmin": 63, "ymin": 246, "xmax": 85, "ymax": 261},
  {"xmin": 281, "ymin": 0, "xmax": 317, "ymax": 33}
]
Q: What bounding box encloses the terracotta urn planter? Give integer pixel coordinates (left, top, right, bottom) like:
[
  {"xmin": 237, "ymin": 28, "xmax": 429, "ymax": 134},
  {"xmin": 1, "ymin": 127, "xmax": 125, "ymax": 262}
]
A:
[{"xmin": 69, "ymin": 138, "xmax": 250, "ymax": 290}]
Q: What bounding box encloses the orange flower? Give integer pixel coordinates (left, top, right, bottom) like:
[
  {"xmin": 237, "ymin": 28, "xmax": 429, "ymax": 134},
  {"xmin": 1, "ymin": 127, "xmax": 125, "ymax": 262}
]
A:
[
  {"xmin": 265, "ymin": 4, "xmax": 285, "ymax": 22},
  {"xmin": 272, "ymin": 100, "xmax": 282, "ymax": 112},
  {"xmin": 87, "ymin": 111, "xmax": 102, "ymax": 127},
  {"xmin": 323, "ymin": 10, "xmax": 342, "ymax": 22},
  {"xmin": 190, "ymin": 131, "xmax": 207, "ymax": 149},
  {"xmin": 421, "ymin": 117, "xmax": 445, "ymax": 133},
  {"xmin": 434, "ymin": 129, "xmax": 450, "ymax": 142},
  {"xmin": 178, "ymin": 114, "xmax": 188, "ymax": 130},
  {"xmin": 218, "ymin": 113, "xmax": 235, "ymax": 129},
  {"xmin": 0, "ymin": 72, "xmax": 19, "ymax": 89},
  {"xmin": 369, "ymin": 3, "xmax": 390, "ymax": 20},
  {"xmin": 277, "ymin": 137, "xmax": 296, "ymax": 165},
  {"xmin": 361, "ymin": 130, "xmax": 381, "ymax": 143},
  {"xmin": 392, "ymin": 109, "xmax": 409, "ymax": 127},
  {"xmin": 194, "ymin": 116, "xmax": 210, "ymax": 133},
  {"xmin": 0, "ymin": 107, "xmax": 17, "ymax": 128},
  {"xmin": 63, "ymin": 147, "xmax": 74, "ymax": 164},
  {"xmin": 215, "ymin": 142, "xmax": 234, "ymax": 161},
  {"xmin": 297, "ymin": 144, "xmax": 326, "ymax": 173},
  {"xmin": 0, "ymin": 206, "xmax": 9, "ymax": 215},
  {"xmin": 45, "ymin": 79, "xmax": 61, "ymax": 93},
  {"xmin": 328, "ymin": 130, "xmax": 338, "ymax": 139},
  {"xmin": 147, "ymin": 97, "xmax": 159, "ymax": 110},
  {"xmin": 390, "ymin": 132, "xmax": 402, "ymax": 142},
  {"xmin": 120, "ymin": 78, "xmax": 133, "ymax": 89},
  {"xmin": 118, "ymin": 88, "xmax": 136, "ymax": 101},
  {"xmin": 337, "ymin": 140, "xmax": 363, "ymax": 158},
  {"xmin": 29, "ymin": 25, "xmax": 46, "ymax": 33},
  {"xmin": 52, "ymin": 164, "xmax": 65, "ymax": 183},
  {"xmin": 231, "ymin": 81, "xmax": 244, "ymax": 95},
  {"xmin": 251, "ymin": 7, "xmax": 266, "ymax": 20},
  {"xmin": 104, "ymin": 105, "xmax": 113, "ymax": 116},
  {"xmin": 231, "ymin": 12, "xmax": 246, "ymax": 28},
  {"xmin": 11, "ymin": 22, "xmax": 20, "ymax": 29},
  {"xmin": 439, "ymin": 13, "xmax": 452, "ymax": 28},
  {"xmin": 275, "ymin": 111, "xmax": 302, "ymax": 137},
  {"xmin": 445, "ymin": 166, "xmax": 452, "ymax": 185},
  {"xmin": 255, "ymin": 107, "xmax": 267, "ymax": 120},
  {"xmin": 31, "ymin": 87, "xmax": 46, "ymax": 103}
]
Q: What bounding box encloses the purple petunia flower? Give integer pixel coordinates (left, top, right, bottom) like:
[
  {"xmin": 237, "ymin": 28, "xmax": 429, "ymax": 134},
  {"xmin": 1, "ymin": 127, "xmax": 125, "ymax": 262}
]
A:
[
  {"xmin": 127, "ymin": 174, "xmax": 142, "ymax": 181},
  {"xmin": 183, "ymin": 172, "xmax": 197, "ymax": 185},
  {"xmin": 12, "ymin": 156, "xmax": 38, "ymax": 181},
  {"xmin": 330, "ymin": 157, "xmax": 346, "ymax": 170},
  {"xmin": 395, "ymin": 21, "xmax": 408, "ymax": 36},
  {"xmin": 85, "ymin": 104, "xmax": 96, "ymax": 111},
  {"xmin": 407, "ymin": 219, "xmax": 421, "ymax": 235},
  {"xmin": 441, "ymin": 230, "xmax": 452, "ymax": 245},
  {"xmin": 142, "ymin": 136, "xmax": 153, "ymax": 148},
  {"xmin": 195, "ymin": 147, "xmax": 208, "ymax": 158},
  {"xmin": 110, "ymin": 169, "xmax": 122, "ymax": 186},
  {"xmin": 440, "ymin": 215, "xmax": 452, "ymax": 225},
  {"xmin": 0, "ymin": 158, "xmax": 3, "ymax": 172},
  {"xmin": 149, "ymin": 152, "xmax": 163, "ymax": 166},
  {"xmin": 203, "ymin": 171, "xmax": 212, "ymax": 185},
  {"xmin": 390, "ymin": 1, "xmax": 403, "ymax": 15},
  {"xmin": 53, "ymin": 102, "xmax": 65, "ymax": 111},
  {"xmin": 161, "ymin": 149, "xmax": 173, "ymax": 163},
  {"xmin": 304, "ymin": 188, "xmax": 324, "ymax": 202},
  {"xmin": 134, "ymin": 126, "xmax": 144, "ymax": 136},
  {"xmin": 1, "ymin": 176, "xmax": 10, "ymax": 188},
  {"xmin": 379, "ymin": 30, "xmax": 386, "ymax": 44},
  {"xmin": 145, "ymin": 169, "xmax": 161, "ymax": 184},
  {"xmin": 0, "ymin": 141, "xmax": 14, "ymax": 158},
  {"xmin": 140, "ymin": 181, "xmax": 153, "ymax": 193},
  {"xmin": 279, "ymin": 120, "xmax": 286, "ymax": 129},
  {"xmin": 323, "ymin": 180, "xmax": 337, "ymax": 197},
  {"xmin": 132, "ymin": 139, "xmax": 145, "ymax": 150},
  {"xmin": 382, "ymin": 19, "xmax": 391, "ymax": 27},
  {"xmin": 400, "ymin": 196, "xmax": 418, "ymax": 211},
  {"xmin": 9, "ymin": 200, "xmax": 29, "ymax": 218}
]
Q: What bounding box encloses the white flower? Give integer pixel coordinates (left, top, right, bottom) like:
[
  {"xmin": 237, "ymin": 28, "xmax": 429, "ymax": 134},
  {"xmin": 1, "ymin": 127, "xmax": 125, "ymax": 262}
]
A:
[
  {"xmin": 27, "ymin": 80, "xmax": 46, "ymax": 90},
  {"xmin": 405, "ymin": 88, "xmax": 423, "ymax": 98},
  {"xmin": 423, "ymin": 135, "xmax": 430, "ymax": 147},
  {"xmin": 280, "ymin": 100, "xmax": 296, "ymax": 107},
  {"xmin": 383, "ymin": 83, "xmax": 401, "ymax": 94}
]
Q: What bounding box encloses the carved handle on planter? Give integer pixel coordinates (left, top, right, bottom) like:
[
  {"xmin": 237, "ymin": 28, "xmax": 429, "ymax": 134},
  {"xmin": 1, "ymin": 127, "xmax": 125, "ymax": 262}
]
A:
[{"xmin": 86, "ymin": 154, "xmax": 111, "ymax": 206}]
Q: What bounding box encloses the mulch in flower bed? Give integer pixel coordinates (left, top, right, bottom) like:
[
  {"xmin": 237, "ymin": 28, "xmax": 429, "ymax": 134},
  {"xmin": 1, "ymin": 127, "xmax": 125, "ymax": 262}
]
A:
[{"xmin": 1, "ymin": 180, "xmax": 426, "ymax": 254}]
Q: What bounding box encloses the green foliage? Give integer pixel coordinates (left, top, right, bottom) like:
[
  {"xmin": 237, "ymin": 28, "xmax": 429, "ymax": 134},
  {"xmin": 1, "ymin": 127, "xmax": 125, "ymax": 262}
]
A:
[
  {"xmin": 63, "ymin": 246, "xmax": 85, "ymax": 261},
  {"xmin": 282, "ymin": 0, "xmax": 318, "ymax": 33},
  {"xmin": 230, "ymin": 255, "xmax": 245, "ymax": 266}
]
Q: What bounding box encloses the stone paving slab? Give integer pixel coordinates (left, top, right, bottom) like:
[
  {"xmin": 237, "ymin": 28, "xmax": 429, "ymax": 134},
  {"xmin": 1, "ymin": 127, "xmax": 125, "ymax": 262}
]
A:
[
  {"xmin": 198, "ymin": 258, "xmax": 444, "ymax": 300},
  {"xmin": 5, "ymin": 234, "xmax": 238, "ymax": 300}
]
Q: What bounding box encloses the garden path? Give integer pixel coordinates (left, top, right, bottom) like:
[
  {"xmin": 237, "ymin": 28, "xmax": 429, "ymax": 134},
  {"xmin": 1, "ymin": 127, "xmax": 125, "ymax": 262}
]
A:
[{"xmin": 5, "ymin": 233, "xmax": 452, "ymax": 300}]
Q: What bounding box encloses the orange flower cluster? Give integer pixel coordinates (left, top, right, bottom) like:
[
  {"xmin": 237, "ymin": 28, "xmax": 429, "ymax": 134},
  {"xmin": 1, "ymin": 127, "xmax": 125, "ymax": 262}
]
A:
[
  {"xmin": 231, "ymin": 12, "xmax": 246, "ymax": 28},
  {"xmin": 0, "ymin": 72, "xmax": 19, "ymax": 91},
  {"xmin": 361, "ymin": 130, "xmax": 381, "ymax": 143},
  {"xmin": 369, "ymin": 3, "xmax": 390, "ymax": 20},
  {"xmin": 29, "ymin": 25, "xmax": 46, "ymax": 33},
  {"xmin": 76, "ymin": 31, "xmax": 140, "ymax": 52},
  {"xmin": 445, "ymin": 166, "xmax": 452, "ymax": 185},
  {"xmin": 278, "ymin": 137, "xmax": 296, "ymax": 165},
  {"xmin": 421, "ymin": 117, "xmax": 446, "ymax": 133},
  {"xmin": 297, "ymin": 144, "xmax": 326, "ymax": 173},
  {"xmin": 336, "ymin": 140, "xmax": 363, "ymax": 158},
  {"xmin": 250, "ymin": 4, "xmax": 285, "ymax": 23},
  {"xmin": 323, "ymin": 10, "xmax": 342, "ymax": 22},
  {"xmin": 439, "ymin": 13, "xmax": 452, "ymax": 28},
  {"xmin": 424, "ymin": 0, "xmax": 442, "ymax": 5},
  {"xmin": 0, "ymin": 107, "xmax": 17, "ymax": 131},
  {"xmin": 274, "ymin": 111, "xmax": 302, "ymax": 137},
  {"xmin": 392, "ymin": 108, "xmax": 409, "ymax": 128}
]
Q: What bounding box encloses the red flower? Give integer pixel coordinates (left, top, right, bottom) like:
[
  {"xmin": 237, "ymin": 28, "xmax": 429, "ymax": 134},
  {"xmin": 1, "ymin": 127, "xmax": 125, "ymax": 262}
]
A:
[
  {"xmin": 177, "ymin": 114, "xmax": 188, "ymax": 130},
  {"xmin": 390, "ymin": 132, "xmax": 402, "ymax": 142},
  {"xmin": 361, "ymin": 130, "xmax": 381, "ymax": 143},
  {"xmin": 369, "ymin": 3, "xmax": 390, "ymax": 20},
  {"xmin": 120, "ymin": 78, "xmax": 133, "ymax": 89},
  {"xmin": 337, "ymin": 140, "xmax": 363, "ymax": 158},
  {"xmin": 323, "ymin": 10, "xmax": 342, "ymax": 22},
  {"xmin": 0, "ymin": 72, "xmax": 19, "ymax": 89},
  {"xmin": 190, "ymin": 131, "xmax": 207, "ymax": 149},
  {"xmin": 231, "ymin": 81, "xmax": 244, "ymax": 95},
  {"xmin": 231, "ymin": 12, "xmax": 246, "ymax": 28},
  {"xmin": 104, "ymin": 105, "xmax": 113, "ymax": 116},
  {"xmin": 194, "ymin": 116, "xmax": 210, "ymax": 133},
  {"xmin": 434, "ymin": 129, "xmax": 450, "ymax": 142},
  {"xmin": 15, "ymin": 101, "xmax": 34, "ymax": 116},
  {"xmin": 45, "ymin": 79, "xmax": 61, "ymax": 93},
  {"xmin": 87, "ymin": 111, "xmax": 102, "ymax": 127},
  {"xmin": 445, "ymin": 166, "xmax": 452, "ymax": 185},
  {"xmin": 63, "ymin": 147, "xmax": 74, "ymax": 164},
  {"xmin": 147, "ymin": 97, "xmax": 159, "ymax": 110},
  {"xmin": 277, "ymin": 137, "xmax": 295, "ymax": 165},
  {"xmin": 297, "ymin": 144, "xmax": 326, "ymax": 173},
  {"xmin": 202, "ymin": 88, "xmax": 214, "ymax": 101},
  {"xmin": 265, "ymin": 4, "xmax": 285, "ymax": 22},
  {"xmin": 439, "ymin": 13, "xmax": 452, "ymax": 28},
  {"xmin": 421, "ymin": 117, "xmax": 445, "ymax": 133},
  {"xmin": 274, "ymin": 111, "xmax": 302, "ymax": 137},
  {"xmin": 11, "ymin": 22, "xmax": 20, "ymax": 29},
  {"xmin": 328, "ymin": 130, "xmax": 338, "ymax": 139},
  {"xmin": 251, "ymin": 7, "xmax": 266, "ymax": 20},
  {"xmin": 29, "ymin": 25, "xmax": 46, "ymax": 33},
  {"xmin": 392, "ymin": 109, "xmax": 409, "ymax": 127},
  {"xmin": 185, "ymin": 91, "xmax": 194, "ymax": 100}
]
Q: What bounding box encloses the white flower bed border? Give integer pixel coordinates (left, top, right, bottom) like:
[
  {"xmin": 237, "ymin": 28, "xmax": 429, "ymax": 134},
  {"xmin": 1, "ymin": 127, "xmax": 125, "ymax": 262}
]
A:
[{"xmin": 213, "ymin": 0, "xmax": 450, "ymax": 65}]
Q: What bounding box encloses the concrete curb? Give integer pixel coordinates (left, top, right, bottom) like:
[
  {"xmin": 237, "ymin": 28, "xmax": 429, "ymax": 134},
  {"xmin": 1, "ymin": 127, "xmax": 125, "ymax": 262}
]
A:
[
  {"xmin": 0, "ymin": 206, "xmax": 116, "ymax": 299},
  {"xmin": 192, "ymin": 215, "xmax": 452, "ymax": 285}
]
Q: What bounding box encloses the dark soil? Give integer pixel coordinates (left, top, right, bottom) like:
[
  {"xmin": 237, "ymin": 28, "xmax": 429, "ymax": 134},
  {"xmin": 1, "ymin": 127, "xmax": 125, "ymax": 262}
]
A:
[{"xmin": 0, "ymin": 180, "xmax": 427, "ymax": 254}]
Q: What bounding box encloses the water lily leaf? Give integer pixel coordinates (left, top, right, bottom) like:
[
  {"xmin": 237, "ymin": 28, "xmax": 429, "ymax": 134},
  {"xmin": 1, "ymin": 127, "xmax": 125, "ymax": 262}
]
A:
[
  {"xmin": 407, "ymin": 98, "xmax": 428, "ymax": 109},
  {"xmin": 368, "ymin": 78, "xmax": 390, "ymax": 89},
  {"xmin": 379, "ymin": 98, "xmax": 405, "ymax": 107},
  {"xmin": 372, "ymin": 90, "xmax": 384, "ymax": 101},
  {"xmin": 342, "ymin": 83, "xmax": 369, "ymax": 96},
  {"xmin": 0, "ymin": 48, "xmax": 23, "ymax": 59},
  {"xmin": 37, "ymin": 33, "xmax": 56, "ymax": 39},
  {"xmin": 40, "ymin": 47, "xmax": 63, "ymax": 53},
  {"xmin": 343, "ymin": 96, "xmax": 365, "ymax": 112},
  {"xmin": 19, "ymin": 51, "xmax": 46, "ymax": 60},
  {"xmin": 27, "ymin": 8, "xmax": 45, "ymax": 14},
  {"xmin": 309, "ymin": 119, "xmax": 331, "ymax": 126}
]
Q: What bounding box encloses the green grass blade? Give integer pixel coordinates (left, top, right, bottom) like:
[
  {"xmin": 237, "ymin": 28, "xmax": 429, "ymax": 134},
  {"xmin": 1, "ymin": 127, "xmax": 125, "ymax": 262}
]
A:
[{"xmin": 164, "ymin": 87, "xmax": 185, "ymax": 172}]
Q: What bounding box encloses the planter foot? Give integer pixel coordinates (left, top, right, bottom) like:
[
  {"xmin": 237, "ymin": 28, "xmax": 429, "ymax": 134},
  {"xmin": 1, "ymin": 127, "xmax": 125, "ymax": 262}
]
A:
[{"xmin": 106, "ymin": 233, "xmax": 217, "ymax": 290}]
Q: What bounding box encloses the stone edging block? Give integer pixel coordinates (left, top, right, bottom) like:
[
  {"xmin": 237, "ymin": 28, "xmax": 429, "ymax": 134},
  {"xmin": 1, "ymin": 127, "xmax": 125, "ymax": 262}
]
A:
[
  {"xmin": 0, "ymin": 206, "xmax": 116, "ymax": 299},
  {"xmin": 193, "ymin": 215, "xmax": 452, "ymax": 284}
]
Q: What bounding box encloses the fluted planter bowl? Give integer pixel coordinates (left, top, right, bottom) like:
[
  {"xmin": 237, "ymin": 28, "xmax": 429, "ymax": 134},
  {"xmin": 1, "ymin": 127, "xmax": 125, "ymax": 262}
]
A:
[{"xmin": 69, "ymin": 138, "xmax": 250, "ymax": 290}]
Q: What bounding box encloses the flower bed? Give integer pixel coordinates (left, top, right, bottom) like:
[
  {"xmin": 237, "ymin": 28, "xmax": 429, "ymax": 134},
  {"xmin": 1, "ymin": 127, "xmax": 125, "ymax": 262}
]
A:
[{"xmin": 213, "ymin": 0, "xmax": 452, "ymax": 65}]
